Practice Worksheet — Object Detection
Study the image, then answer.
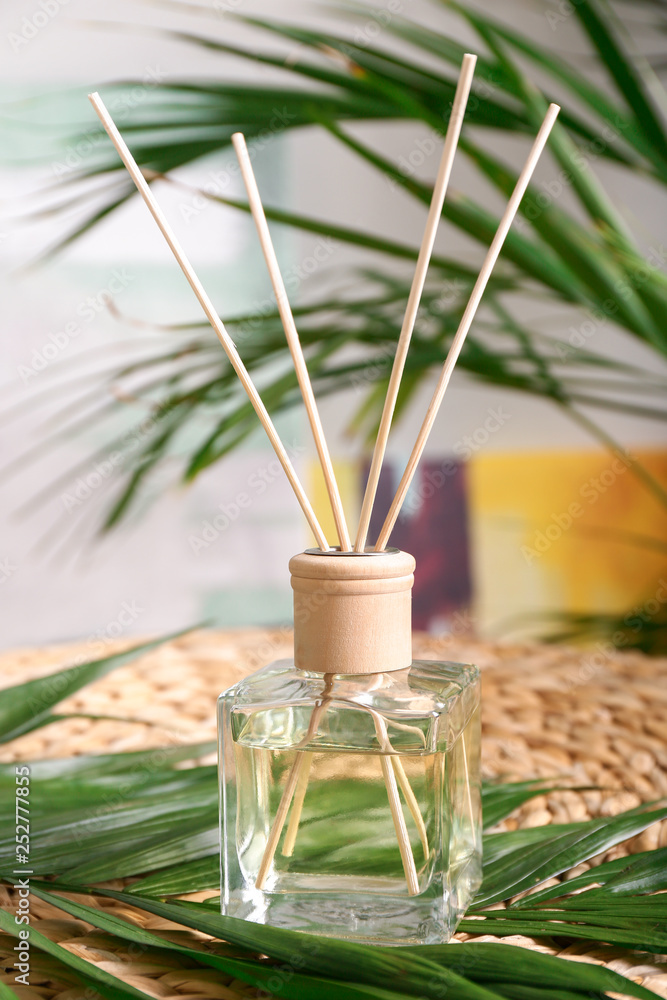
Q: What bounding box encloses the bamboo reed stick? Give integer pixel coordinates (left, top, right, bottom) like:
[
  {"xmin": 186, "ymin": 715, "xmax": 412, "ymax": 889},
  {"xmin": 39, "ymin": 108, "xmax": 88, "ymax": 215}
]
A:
[
  {"xmin": 88, "ymin": 92, "xmax": 330, "ymax": 552},
  {"xmin": 392, "ymin": 757, "xmax": 429, "ymax": 859},
  {"xmin": 231, "ymin": 132, "xmax": 351, "ymax": 551},
  {"xmin": 380, "ymin": 757, "xmax": 419, "ymax": 892},
  {"xmin": 255, "ymin": 750, "xmax": 310, "ymax": 890},
  {"xmin": 373, "ymin": 712, "xmax": 419, "ymax": 895},
  {"xmin": 256, "ymin": 677, "xmax": 333, "ymax": 888},
  {"xmin": 354, "ymin": 54, "xmax": 477, "ymax": 552},
  {"xmin": 281, "ymin": 749, "xmax": 314, "ymax": 857},
  {"xmin": 280, "ymin": 707, "xmax": 432, "ymax": 862},
  {"xmin": 258, "ymin": 679, "xmax": 422, "ymax": 894},
  {"xmin": 375, "ymin": 103, "xmax": 560, "ymax": 551},
  {"xmin": 281, "ymin": 751, "xmax": 431, "ymax": 861}
]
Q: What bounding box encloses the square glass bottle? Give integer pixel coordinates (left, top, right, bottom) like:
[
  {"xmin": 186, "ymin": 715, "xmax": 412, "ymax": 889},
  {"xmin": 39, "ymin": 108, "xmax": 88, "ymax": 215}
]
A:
[{"xmin": 218, "ymin": 548, "xmax": 481, "ymax": 946}]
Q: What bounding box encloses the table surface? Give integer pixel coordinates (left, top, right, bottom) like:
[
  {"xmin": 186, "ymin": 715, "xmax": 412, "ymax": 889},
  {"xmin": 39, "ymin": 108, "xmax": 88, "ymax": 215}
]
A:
[{"xmin": 1, "ymin": 629, "xmax": 666, "ymax": 999}]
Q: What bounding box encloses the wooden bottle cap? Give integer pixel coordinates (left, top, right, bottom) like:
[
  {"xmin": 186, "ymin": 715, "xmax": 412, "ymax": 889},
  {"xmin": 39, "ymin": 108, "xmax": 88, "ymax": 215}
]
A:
[{"xmin": 290, "ymin": 548, "xmax": 415, "ymax": 674}]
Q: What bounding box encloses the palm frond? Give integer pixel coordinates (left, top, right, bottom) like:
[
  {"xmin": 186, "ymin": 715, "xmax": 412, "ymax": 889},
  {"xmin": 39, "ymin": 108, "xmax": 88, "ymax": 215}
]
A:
[{"xmin": 0, "ymin": 631, "xmax": 190, "ymax": 744}]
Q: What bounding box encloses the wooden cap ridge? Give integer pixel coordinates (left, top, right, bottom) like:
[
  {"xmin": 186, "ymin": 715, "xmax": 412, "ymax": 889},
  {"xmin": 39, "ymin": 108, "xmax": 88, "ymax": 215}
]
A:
[{"xmin": 290, "ymin": 548, "xmax": 415, "ymax": 674}]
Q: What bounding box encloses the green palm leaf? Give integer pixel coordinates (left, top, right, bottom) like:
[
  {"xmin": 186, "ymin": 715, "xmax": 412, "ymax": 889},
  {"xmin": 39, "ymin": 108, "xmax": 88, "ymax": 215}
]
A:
[
  {"xmin": 0, "ymin": 906, "xmax": 155, "ymax": 1000},
  {"xmin": 29, "ymin": 887, "xmax": 420, "ymax": 1000},
  {"xmin": 422, "ymin": 5, "xmax": 665, "ymax": 177},
  {"xmin": 472, "ymin": 801, "xmax": 667, "ymax": 907},
  {"xmin": 573, "ymin": 0, "xmax": 667, "ymax": 159},
  {"xmin": 517, "ymin": 846, "xmax": 667, "ymax": 903},
  {"xmin": 0, "ymin": 631, "xmax": 190, "ymax": 744},
  {"xmin": 25, "ymin": 885, "xmax": 664, "ymax": 1000}
]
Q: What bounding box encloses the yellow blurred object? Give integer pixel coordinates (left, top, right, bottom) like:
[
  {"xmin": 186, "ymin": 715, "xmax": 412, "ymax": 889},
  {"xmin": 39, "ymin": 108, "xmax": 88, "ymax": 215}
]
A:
[
  {"xmin": 469, "ymin": 449, "xmax": 667, "ymax": 638},
  {"xmin": 309, "ymin": 459, "xmax": 360, "ymax": 549}
]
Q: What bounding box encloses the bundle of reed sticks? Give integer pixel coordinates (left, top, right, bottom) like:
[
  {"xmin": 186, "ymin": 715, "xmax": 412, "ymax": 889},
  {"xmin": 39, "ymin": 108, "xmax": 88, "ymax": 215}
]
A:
[{"xmin": 90, "ymin": 55, "xmax": 558, "ymax": 894}]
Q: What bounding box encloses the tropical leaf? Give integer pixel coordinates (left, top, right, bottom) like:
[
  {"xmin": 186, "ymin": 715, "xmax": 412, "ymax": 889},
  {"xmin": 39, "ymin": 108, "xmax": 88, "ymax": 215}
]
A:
[
  {"xmin": 29, "ymin": 887, "xmax": 417, "ymax": 1000},
  {"xmin": 461, "ymin": 848, "xmax": 667, "ymax": 951},
  {"xmin": 472, "ymin": 801, "xmax": 667, "ymax": 907},
  {"xmin": 14, "ymin": 0, "xmax": 666, "ymax": 523},
  {"xmin": 514, "ymin": 846, "xmax": 667, "ymax": 904},
  {"xmin": 480, "ymin": 779, "xmax": 573, "ymax": 831},
  {"xmin": 0, "ymin": 630, "xmax": 190, "ymax": 744},
  {"xmin": 0, "ymin": 762, "xmax": 217, "ymax": 878},
  {"xmin": 535, "ymin": 602, "xmax": 667, "ymax": 654},
  {"xmin": 400, "ymin": 941, "xmax": 663, "ymax": 999},
  {"xmin": 25, "ymin": 884, "xmax": 664, "ymax": 1000},
  {"xmin": 573, "ymin": 0, "xmax": 667, "ymax": 160},
  {"xmin": 127, "ymin": 853, "xmax": 220, "ymax": 897},
  {"xmin": 420, "ymin": 4, "xmax": 666, "ymax": 178},
  {"xmin": 461, "ymin": 906, "xmax": 667, "ymax": 951},
  {"xmin": 0, "ymin": 905, "xmax": 155, "ymax": 1000}
]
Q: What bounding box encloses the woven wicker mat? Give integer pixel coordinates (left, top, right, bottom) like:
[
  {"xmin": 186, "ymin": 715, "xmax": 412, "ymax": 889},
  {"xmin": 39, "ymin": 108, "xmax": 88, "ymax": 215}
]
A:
[{"xmin": 1, "ymin": 630, "xmax": 666, "ymax": 999}]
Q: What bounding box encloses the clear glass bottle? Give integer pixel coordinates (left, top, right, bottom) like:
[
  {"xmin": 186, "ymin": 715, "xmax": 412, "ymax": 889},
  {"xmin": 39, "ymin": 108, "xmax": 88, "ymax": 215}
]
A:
[{"xmin": 218, "ymin": 549, "xmax": 481, "ymax": 946}]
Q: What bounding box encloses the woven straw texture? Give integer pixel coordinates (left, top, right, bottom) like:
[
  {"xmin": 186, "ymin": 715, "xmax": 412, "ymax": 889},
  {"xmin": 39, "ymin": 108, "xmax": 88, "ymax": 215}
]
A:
[{"xmin": 1, "ymin": 629, "xmax": 666, "ymax": 999}]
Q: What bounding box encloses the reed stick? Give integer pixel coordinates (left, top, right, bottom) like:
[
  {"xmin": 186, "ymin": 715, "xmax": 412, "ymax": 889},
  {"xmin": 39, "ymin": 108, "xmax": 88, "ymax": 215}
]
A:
[
  {"xmin": 258, "ymin": 679, "xmax": 421, "ymax": 895},
  {"xmin": 380, "ymin": 757, "xmax": 419, "ymax": 892},
  {"xmin": 373, "ymin": 712, "xmax": 419, "ymax": 895},
  {"xmin": 281, "ymin": 754, "xmax": 429, "ymax": 861},
  {"xmin": 375, "ymin": 103, "xmax": 560, "ymax": 551},
  {"xmin": 88, "ymin": 92, "xmax": 330, "ymax": 552},
  {"xmin": 256, "ymin": 677, "xmax": 334, "ymax": 888},
  {"xmin": 231, "ymin": 131, "xmax": 351, "ymax": 551},
  {"xmin": 281, "ymin": 750, "xmax": 314, "ymax": 858},
  {"xmin": 255, "ymin": 749, "xmax": 310, "ymax": 890},
  {"xmin": 354, "ymin": 53, "xmax": 477, "ymax": 552},
  {"xmin": 392, "ymin": 757, "xmax": 429, "ymax": 859}
]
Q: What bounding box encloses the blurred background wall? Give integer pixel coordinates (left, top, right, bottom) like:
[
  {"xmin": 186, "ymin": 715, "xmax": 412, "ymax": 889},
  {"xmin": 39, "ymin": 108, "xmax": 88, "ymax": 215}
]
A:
[{"xmin": 0, "ymin": 0, "xmax": 665, "ymax": 651}]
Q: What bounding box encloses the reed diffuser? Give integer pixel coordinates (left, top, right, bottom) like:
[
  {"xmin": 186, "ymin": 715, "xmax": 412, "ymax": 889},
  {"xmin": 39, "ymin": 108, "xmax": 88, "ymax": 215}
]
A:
[{"xmin": 90, "ymin": 57, "xmax": 559, "ymax": 945}]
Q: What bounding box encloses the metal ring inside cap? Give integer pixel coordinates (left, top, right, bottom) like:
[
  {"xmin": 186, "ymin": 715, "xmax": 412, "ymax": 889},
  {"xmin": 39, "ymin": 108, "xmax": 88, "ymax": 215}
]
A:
[{"xmin": 304, "ymin": 546, "xmax": 401, "ymax": 557}]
